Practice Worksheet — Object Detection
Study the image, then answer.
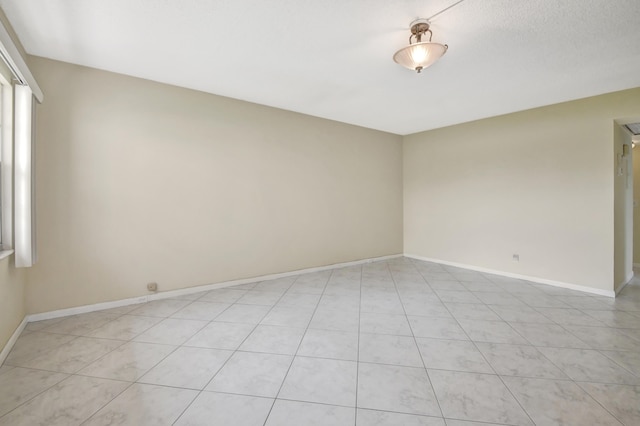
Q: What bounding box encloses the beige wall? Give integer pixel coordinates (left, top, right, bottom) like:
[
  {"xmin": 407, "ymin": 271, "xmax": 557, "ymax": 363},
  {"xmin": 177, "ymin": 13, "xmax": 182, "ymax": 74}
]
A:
[
  {"xmin": 404, "ymin": 88, "xmax": 640, "ymax": 293},
  {"xmin": 634, "ymin": 140, "xmax": 640, "ymax": 266},
  {"xmin": 613, "ymin": 124, "xmax": 634, "ymax": 291},
  {"xmin": 17, "ymin": 57, "xmax": 640, "ymax": 314},
  {"xmin": 0, "ymin": 255, "xmax": 25, "ymax": 352},
  {"xmin": 25, "ymin": 56, "xmax": 403, "ymax": 314}
]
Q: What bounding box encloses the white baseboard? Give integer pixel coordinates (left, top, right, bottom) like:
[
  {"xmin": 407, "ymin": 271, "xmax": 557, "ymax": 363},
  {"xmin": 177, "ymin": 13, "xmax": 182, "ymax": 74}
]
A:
[
  {"xmin": 0, "ymin": 316, "xmax": 27, "ymax": 365},
  {"xmin": 4, "ymin": 252, "xmax": 618, "ymax": 360},
  {"xmin": 405, "ymin": 254, "xmax": 616, "ymax": 298},
  {"xmin": 147, "ymin": 254, "xmax": 402, "ymax": 302},
  {"xmin": 27, "ymin": 296, "xmax": 149, "ymax": 323},
  {"xmin": 26, "ymin": 253, "xmax": 403, "ymax": 323}
]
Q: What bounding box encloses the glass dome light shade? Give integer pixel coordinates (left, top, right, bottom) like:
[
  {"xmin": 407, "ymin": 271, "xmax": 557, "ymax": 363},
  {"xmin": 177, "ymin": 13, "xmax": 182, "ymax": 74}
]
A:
[{"xmin": 393, "ymin": 42, "xmax": 448, "ymax": 73}]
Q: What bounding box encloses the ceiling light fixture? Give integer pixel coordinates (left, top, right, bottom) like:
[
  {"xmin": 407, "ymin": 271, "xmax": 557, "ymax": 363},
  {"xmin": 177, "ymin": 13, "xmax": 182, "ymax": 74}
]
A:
[{"xmin": 393, "ymin": 19, "xmax": 448, "ymax": 73}]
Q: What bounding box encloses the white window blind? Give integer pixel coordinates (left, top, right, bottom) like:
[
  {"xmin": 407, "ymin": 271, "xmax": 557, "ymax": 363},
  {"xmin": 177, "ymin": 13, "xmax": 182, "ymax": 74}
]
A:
[{"xmin": 14, "ymin": 84, "xmax": 35, "ymax": 267}]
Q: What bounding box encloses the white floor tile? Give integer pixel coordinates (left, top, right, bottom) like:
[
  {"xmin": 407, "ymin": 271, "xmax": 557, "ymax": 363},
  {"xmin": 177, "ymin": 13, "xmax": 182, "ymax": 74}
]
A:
[
  {"xmin": 416, "ymin": 338, "xmax": 493, "ymax": 374},
  {"xmin": 0, "ymin": 375, "xmax": 128, "ymax": 426},
  {"xmin": 4, "ymin": 332, "xmax": 76, "ymax": 365},
  {"xmin": 198, "ymin": 288, "xmax": 247, "ymax": 303},
  {"xmin": 579, "ymin": 382, "xmax": 640, "ymax": 426},
  {"xmin": 503, "ymin": 376, "xmax": 623, "ymax": 425},
  {"xmin": 298, "ymin": 329, "xmax": 358, "ymax": 361},
  {"xmin": 132, "ymin": 318, "xmax": 208, "ymax": 345},
  {"xmin": 2, "ymin": 259, "xmax": 640, "ymax": 425},
  {"xmin": 128, "ymin": 299, "xmax": 191, "ymax": 318},
  {"xmin": 266, "ymin": 400, "xmax": 355, "ymax": 426},
  {"xmin": 0, "ymin": 367, "xmax": 68, "ymax": 417},
  {"xmin": 170, "ymin": 301, "xmax": 230, "ymax": 321},
  {"xmin": 457, "ymin": 320, "xmax": 528, "ymax": 345},
  {"xmin": 309, "ymin": 309, "xmax": 360, "ymax": 332},
  {"xmin": 13, "ymin": 337, "xmax": 124, "ymax": 373},
  {"xmin": 183, "ymin": 321, "xmax": 255, "ymax": 350},
  {"xmin": 239, "ymin": 325, "xmax": 305, "ymax": 355},
  {"xmin": 260, "ymin": 306, "xmax": 315, "ymax": 328},
  {"xmin": 41, "ymin": 312, "xmax": 121, "ymax": 336},
  {"xmin": 279, "ymin": 357, "xmax": 357, "ymax": 406},
  {"xmin": 83, "ymin": 383, "xmax": 198, "ymax": 425},
  {"xmin": 214, "ymin": 304, "xmax": 271, "ymax": 324},
  {"xmin": 359, "ymin": 333, "xmax": 423, "ymax": 367},
  {"xmin": 562, "ymin": 325, "xmax": 640, "ymax": 351},
  {"xmin": 408, "ymin": 317, "xmax": 468, "ymax": 340},
  {"xmin": 206, "ymin": 351, "xmax": 292, "ymax": 397},
  {"xmin": 357, "ymin": 362, "xmax": 441, "ymax": 416},
  {"xmin": 78, "ymin": 341, "xmax": 176, "ymax": 381},
  {"xmin": 445, "ymin": 303, "xmax": 502, "ymax": 321},
  {"xmin": 88, "ymin": 315, "xmax": 163, "ymax": 340},
  {"xmin": 428, "ymin": 370, "xmax": 532, "ymax": 425},
  {"xmin": 356, "ymin": 409, "xmax": 445, "ymax": 426},
  {"xmin": 475, "ymin": 342, "xmax": 568, "ymax": 379},
  {"xmin": 360, "ymin": 312, "xmax": 413, "ymax": 336},
  {"xmin": 536, "ymin": 347, "xmax": 640, "ymax": 385},
  {"xmin": 174, "ymin": 392, "xmax": 273, "ymax": 426},
  {"xmin": 236, "ymin": 291, "xmax": 282, "ymax": 306},
  {"xmin": 139, "ymin": 346, "xmax": 232, "ymax": 389}
]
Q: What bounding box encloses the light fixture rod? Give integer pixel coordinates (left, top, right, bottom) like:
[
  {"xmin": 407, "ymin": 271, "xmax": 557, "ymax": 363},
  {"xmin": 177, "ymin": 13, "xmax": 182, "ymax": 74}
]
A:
[{"xmin": 426, "ymin": 0, "xmax": 468, "ymax": 21}]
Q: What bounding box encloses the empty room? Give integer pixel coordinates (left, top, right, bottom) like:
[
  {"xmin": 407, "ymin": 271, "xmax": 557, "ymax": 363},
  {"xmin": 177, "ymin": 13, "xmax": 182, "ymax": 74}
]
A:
[{"xmin": 1, "ymin": 0, "xmax": 640, "ymax": 425}]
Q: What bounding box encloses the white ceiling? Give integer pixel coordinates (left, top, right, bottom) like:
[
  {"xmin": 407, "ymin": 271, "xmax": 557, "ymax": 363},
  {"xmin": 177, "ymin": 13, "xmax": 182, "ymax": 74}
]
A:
[{"xmin": 1, "ymin": 0, "xmax": 640, "ymax": 135}]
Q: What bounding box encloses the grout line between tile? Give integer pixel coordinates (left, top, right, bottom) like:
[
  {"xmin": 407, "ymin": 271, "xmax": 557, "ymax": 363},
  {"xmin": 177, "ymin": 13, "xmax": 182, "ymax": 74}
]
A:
[
  {"xmin": 0, "ymin": 369, "xmax": 69, "ymax": 422},
  {"xmin": 387, "ymin": 260, "xmax": 445, "ymax": 420},
  {"xmin": 353, "ymin": 263, "xmax": 363, "ymax": 426},
  {"xmin": 261, "ymin": 269, "xmax": 336, "ymax": 426},
  {"xmin": 410, "ymin": 257, "xmax": 538, "ymax": 426}
]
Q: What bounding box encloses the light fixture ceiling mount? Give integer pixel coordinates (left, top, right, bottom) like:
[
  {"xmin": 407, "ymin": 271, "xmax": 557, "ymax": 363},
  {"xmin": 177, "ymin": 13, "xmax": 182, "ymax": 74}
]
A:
[{"xmin": 393, "ymin": 19, "xmax": 448, "ymax": 73}]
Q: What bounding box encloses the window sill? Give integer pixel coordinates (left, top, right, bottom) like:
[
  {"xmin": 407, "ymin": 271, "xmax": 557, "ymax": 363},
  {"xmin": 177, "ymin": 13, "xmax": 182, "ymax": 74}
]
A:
[{"xmin": 0, "ymin": 249, "xmax": 14, "ymax": 261}]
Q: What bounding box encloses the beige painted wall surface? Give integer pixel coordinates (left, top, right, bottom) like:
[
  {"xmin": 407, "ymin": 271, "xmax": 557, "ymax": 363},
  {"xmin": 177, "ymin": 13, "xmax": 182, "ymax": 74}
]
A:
[
  {"xmin": 613, "ymin": 124, "xmax": 633, "ymax": 291},
  {"xmin": 0, "ymin": 256, "xmax": 25, "ymax": 351},
  {"xmin": 404, "ymin": 88, "xmax": 640, "ymax": 292},
  {"xmin": 634, "ymin": 143, "xmax": 640, "ymax": 266},
  {"xmin": 26, "ymin": 57, "xmax": 403, "ymax": 314}
]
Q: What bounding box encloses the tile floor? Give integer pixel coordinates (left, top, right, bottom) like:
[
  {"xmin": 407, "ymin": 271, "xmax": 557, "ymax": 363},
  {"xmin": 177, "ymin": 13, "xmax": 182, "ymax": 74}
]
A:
[{"xmin": 1, "ymin": 257, "xmax": 640, "ymax": 425}]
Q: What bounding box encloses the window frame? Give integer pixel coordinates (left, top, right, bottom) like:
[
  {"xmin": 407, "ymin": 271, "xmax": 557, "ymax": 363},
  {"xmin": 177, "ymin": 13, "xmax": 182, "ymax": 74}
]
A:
[{"xmin": 0, "ymin": 73, "xmax": 12, "ymax": 253}]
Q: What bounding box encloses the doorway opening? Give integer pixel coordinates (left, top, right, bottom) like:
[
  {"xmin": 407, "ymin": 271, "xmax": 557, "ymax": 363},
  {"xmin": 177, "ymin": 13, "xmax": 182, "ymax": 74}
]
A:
[{"xmin": 615, "ymin": 119, "xmax": 640, "ymax": 294}]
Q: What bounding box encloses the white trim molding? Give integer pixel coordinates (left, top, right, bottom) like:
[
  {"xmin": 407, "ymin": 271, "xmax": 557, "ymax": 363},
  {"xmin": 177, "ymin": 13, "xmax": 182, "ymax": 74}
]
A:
[
  {"xmin": 0, "ymin": 316, "xmax": 27, "ymax": 365},
  {"xmin": 0, "ymin": 21, "xmax": 43, "ymax": 102},
  {"xmin": 27, "ymin": 253, "xmax": 403, "ymax": 322},
  {"xmin": 27, "ymin": 296, "xmax": 149, "ymax": 323},
  {"xmin": 405, "ymin": 254, "xmax": 616, "ymax": 298},
  {"xmin": 0, "ymin": 249, "xmax": 13, "ymax": 261},
  {"xmin": 0, "ymin": 77, "xmax": 12, "ymax": 251}
]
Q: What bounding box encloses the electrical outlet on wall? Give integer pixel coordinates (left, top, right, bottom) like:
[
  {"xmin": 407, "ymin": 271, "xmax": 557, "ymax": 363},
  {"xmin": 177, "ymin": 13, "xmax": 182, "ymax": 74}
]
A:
[
  {"xmin": 147, "ymin": 282, "xmax": 158, "ymax": 292},
  {"xmin": 512, "ymin": 254, "xmax": 519, "ymax": 262}
]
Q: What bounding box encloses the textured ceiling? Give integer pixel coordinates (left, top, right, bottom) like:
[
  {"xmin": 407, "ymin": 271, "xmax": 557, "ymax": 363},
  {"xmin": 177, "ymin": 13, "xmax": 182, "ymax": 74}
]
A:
[{"xmin": 1, "ymin": 0, "xmax": 640, "ymax": 135}]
